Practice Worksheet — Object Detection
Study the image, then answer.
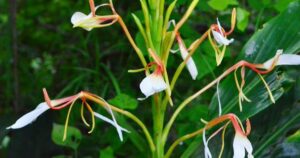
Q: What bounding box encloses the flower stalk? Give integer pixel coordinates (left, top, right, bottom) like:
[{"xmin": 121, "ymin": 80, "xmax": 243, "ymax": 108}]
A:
[{"xmin": 8, "ymin": 0, "xmax": 300, "ymax": 157}]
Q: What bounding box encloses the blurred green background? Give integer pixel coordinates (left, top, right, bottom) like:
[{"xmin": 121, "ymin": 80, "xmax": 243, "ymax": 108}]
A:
[{"xmin": 1, "ymin": 0, "xmax": 300, "ymax": 157}]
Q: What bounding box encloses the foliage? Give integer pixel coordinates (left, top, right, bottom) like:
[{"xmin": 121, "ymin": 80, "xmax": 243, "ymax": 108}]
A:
[{"xmin": 1, "ymin": 0, "xmax": 300, "ymax": 158}]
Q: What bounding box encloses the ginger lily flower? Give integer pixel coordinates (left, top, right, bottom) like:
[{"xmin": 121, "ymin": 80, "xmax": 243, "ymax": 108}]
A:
[
  {"xmin": 139, "ymin": 49, "xmax": 167, "ymax": 100},
  {"xmin": 202, "ymin": 114, "xmax": 253, "ymax": 158},
  {"xmin": 71, "ymin": 0, "xmax": 118, "ymax": 31},
  {"xmin": 7, "ymin": 89, "xmax": 129, "ymax": 141},
  {"xmin": 175, "ymin": 33, "xmax": 198, "ymax": 80},
  {"xmin": 208, "ymin": 8, "xmax": 236, "ymax": 66},
  {"xmin": 211, "ymin": 18, "xmax": 234, "ymax": 46}
]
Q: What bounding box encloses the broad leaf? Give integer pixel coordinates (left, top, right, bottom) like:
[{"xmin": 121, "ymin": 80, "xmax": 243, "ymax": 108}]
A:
[
  {"xmin": 51, "ymin": 123, "xmax": 82, "ymax": 150},
  {"xmin": 108, "ymin": 93, "xmax": 138, "ymax": 110},
  {"xmin": 180, "ymin": 1, "xmax": 300, "ymax": 157}
]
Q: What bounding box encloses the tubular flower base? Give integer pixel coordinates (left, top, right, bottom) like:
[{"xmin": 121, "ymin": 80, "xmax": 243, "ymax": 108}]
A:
[
  {"xmin": 7, "ymin": 89, "xmax": 129, "ymax": 141},
  {"xmin": 71, "ymin": 0, "xmax": 118, "ymax": 31},
  {"xmin": 203, "ymin": 114, "xmax": 253, "ymax": 158}
]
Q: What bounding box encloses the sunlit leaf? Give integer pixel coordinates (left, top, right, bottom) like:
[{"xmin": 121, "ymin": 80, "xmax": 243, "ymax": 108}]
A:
[
  {"xmin": 236, "ymin": 7, "xmax": 250, "ymax": 31},
  {"xmin": 99, "ymin": 147, "xmax": 114, "ymax": 158},
  {"xmin": 208, "ymin": 0, "xmax": 238, "ymax": 11},
  {"xmin": 51, "ymin": 123, "xmax": 82, "ymax": 150},
  {"xmin": 108, "ymin": 93, "xmax": 138, "ymax": 110}
]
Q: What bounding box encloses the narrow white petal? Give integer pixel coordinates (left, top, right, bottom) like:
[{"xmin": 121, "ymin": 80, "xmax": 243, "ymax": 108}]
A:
[
  {"xmin": 216, "ymin": 18, "xmax": 224, "ymax": 36},
  {"xmin": 241, "ymin": 136, "xmax": 253, "ymax": 158},
  {"xmin": 233, "ymin": 133, "xmax": 246, "ymax": 158},
  {"xmin": 186, "ymin": 60, "xmax": 198, "ymax": 80},
  {"xmin": 202, "ymin": 128, "xmax": 212, "ymax": 158},
  {"xmin": 7, "ymin": 102, "xmax": 50, "ymax": 129},
  {"xmin": 212, "ymin": 30, "xmax": 234, "ymax": 46},
  {"xmin": 93, "ymin": 112, "xmax": 129, "ymax": 133},
  {"xmin": 276, "ymin": 54, "xmax": 300, "ymax": 66},
  {"xmin": 106, "ymin": 105, "xmax": 124, "ymax": 141},
  {"xmin": 179, "ymin": 43, "xmax": 198, "ymax": 80},
  {"xmin": 263, "ymin": 50, "xmax": 300, "ymax": 69},
  {"xmin": 71, "ymin": 12, "xmax": 89, "ymax": 25},
  {"xmin": 139, "ymin": 73, "xmax": 167, "ymax": 99}
]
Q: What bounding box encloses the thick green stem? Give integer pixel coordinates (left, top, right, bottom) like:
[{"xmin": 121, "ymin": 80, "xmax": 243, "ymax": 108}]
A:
[{"xmin": 153, "ymin": 94, "xmax": 165, "ymax": 158}]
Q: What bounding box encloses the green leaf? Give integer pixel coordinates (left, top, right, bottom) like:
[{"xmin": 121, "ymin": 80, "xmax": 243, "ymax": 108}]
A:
[
  {"xmin": 181, "ymin": 1, "xmax": 300, "ymax": 157},
  {"xmin": 287, "ymin": 130, "xmax": 300, "ymax": 143},
  {"xmin": 99, "ymin": 147, "xmax": 114, "ymax": 158},
  {"xmin": 208, "ymin": 0, "xmax": 238, "ymax": 11},
  {"xmin": 210, "ymin": 0, "xmax": 300, "ymax": 119},
  {"xmin": 135, "ymin": 32, "xmax": 148, "ymax": 55},
  {"xmin": 108, "ymin": 93, "xmax": 138, "ymax": 110},
  {"xmin": 274, "ymin": 0, "xmax": 297, "ymax": 12},
  {"xmin": 236, "ymin": 7, "xmax": 250, "ymax": 31},
  {"xmin": 51, "ymin": 123, "xmax": 82, "ymax": 150}
]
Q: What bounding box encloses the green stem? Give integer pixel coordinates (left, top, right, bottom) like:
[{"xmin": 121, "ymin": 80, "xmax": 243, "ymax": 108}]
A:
[
  {"xmin": 117, "ymin": 16, "xmax": 148, "ymax": 69},
  {"xmin": 153, "ymin": 94, "xmax": 165, "ymax": 158},
  {"xmin": 165, "ymin": 128, "xmax": 204, "ymax": 158}
]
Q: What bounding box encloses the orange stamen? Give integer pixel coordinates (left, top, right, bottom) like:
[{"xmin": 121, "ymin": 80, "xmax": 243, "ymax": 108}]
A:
[{"xmin": 89, "ymin": 0, "xmax": 96, "ymax": 17}]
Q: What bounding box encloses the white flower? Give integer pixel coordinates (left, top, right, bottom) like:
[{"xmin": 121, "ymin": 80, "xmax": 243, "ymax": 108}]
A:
[
  {"xmin": 177, "ymin": 35, "xmax": 198, "ymax": 80},
  {"xmin": 6, "ymin": 102, "xmax": 50, "ymax": 129},
  {"xmin": 233, "ymin": 132, "xmax": 253, "ymax": 158},
  {"xmin": 212, "ymin": 19, "xmax": 234, "ymax": 46},
  {"xmin": 93, "ymin": 112, "xmax": 129, "ymax": 141},
  {"xmin": 138, "ymin": 73, "xmax": 167, "ymax": 100},
  {"xmin": 71, "ymin": 4, "xmax": 118, "ymax": 31},
  {"xmin": 263, "ymin": 49, "xmax": 300, "ymax": 69}
]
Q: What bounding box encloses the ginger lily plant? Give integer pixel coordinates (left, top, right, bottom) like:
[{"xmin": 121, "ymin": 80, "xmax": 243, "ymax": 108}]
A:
[{"xmin": 7, "ymin": 0, "xmax": 300, "ymax": 158}]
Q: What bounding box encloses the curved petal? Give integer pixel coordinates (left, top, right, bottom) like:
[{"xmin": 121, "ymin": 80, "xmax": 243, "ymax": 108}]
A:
[
  {"xmin": 93, "ymin": 112, "xmax": 129, "ymax": 141},
  {"xmin": 139, "ymin": 73, "xmax": 167, "ymax": 99},
  {"xmin": 212, "ymin": 30, "xmax": 234, "ymax": 46},
  {"xmin": 7, "ymin": 102, "xmax": 50, "ymax": 129},
  {"xmin": 263, "ymin": 53, "xmax": 300, "ymax": 69},
  {"xmin": 216, "ymin": 18, "xmax": 224, "ymax": 36},
  {"xmin": 71, "ymin": 12, "xmax": 89, "ymax": 25},
  {"xmin": 233, "ymin": 132, "xmax": 253, "ymax": 158},
  {"xmin": 233, "ymin": 133, "xmax": 246, "ymax": 158},
  {"xmin": 178, "ymin": 39, "xmax": 198, "ymax": 80}
]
